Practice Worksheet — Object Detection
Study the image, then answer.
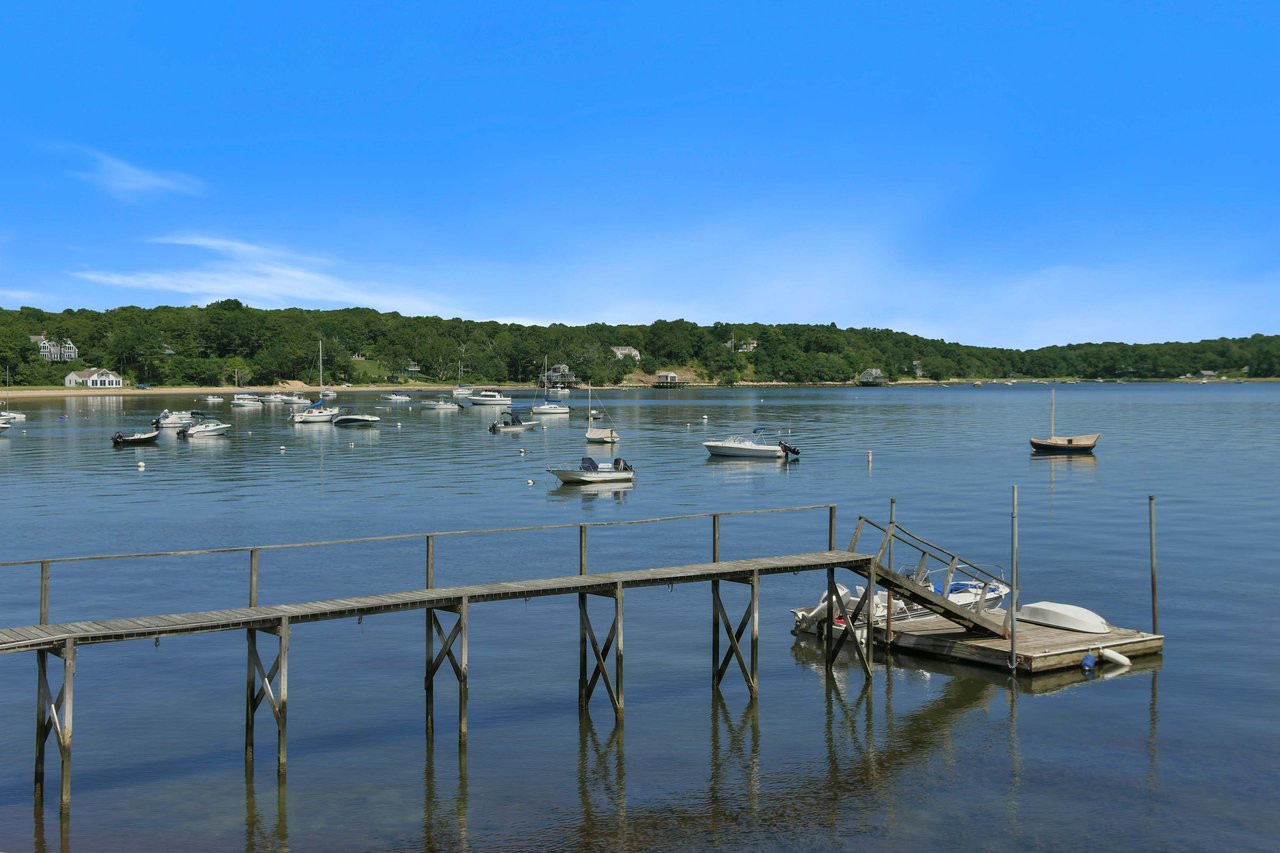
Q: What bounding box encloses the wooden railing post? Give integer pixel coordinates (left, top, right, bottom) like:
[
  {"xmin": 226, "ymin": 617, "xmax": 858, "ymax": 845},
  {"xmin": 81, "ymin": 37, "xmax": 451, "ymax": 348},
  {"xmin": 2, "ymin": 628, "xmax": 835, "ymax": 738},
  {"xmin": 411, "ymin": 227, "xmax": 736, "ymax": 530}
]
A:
[
  {"xmin": 827, "ymin": 506, "xmax": 836, "ymax": 551},
  {"xmin": 712, "ymin": 514, "xmax": 721, "ymax": 563},
  {"xmin": 579, "ymin": 525, "xmax": 588, "ymax": 575},
  {"xmin": 248, "ymin": 549, "xmax": 259, "ymax": 607},
  {"xmin": 39, "ymin": 561, "xmax": 50, "ymax": 625},
  {"xmin": 425, "ymin": 535, "xmax": 435, "ymax": 589}
]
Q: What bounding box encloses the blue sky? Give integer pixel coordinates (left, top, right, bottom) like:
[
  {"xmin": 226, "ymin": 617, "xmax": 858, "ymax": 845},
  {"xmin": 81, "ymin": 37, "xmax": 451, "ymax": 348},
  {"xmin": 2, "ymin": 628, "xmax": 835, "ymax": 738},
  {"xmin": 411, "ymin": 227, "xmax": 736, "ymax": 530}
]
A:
[{"xmin": 2, "ymin": 2, "xmax": 1277, "ymax": 349}]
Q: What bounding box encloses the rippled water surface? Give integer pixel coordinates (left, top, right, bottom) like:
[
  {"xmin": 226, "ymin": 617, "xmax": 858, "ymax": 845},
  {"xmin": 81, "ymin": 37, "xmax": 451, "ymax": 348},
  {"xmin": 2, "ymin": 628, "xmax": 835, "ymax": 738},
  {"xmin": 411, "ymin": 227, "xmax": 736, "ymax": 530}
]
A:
[{"xmin": 1, "ymin": 384, "xmax": 1277, "ymax": 851}]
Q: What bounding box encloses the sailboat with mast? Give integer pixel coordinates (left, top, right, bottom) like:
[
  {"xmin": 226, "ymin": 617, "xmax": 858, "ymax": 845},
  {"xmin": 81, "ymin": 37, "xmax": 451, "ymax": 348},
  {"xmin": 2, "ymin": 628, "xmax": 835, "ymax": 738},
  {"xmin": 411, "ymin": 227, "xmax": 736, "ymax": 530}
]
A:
[
  {"xmin": 1029, "ymin": 385, "xmax": 1099, "ymax": 453},
  {"xmin": 318, "ymin": 339, "xmax": 337, "ymax": 398},
  {"xmin": 584, "ymin": 383, "xmax": 620, "ymax": 443}
]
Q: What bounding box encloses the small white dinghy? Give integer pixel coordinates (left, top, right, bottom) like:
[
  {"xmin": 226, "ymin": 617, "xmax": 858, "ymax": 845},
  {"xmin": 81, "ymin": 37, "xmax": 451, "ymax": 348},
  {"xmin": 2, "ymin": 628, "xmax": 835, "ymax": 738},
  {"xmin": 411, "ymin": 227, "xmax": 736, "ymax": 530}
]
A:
[{"xmin": 1016, "ymin": 601, "xmax": 1109, "ymax": 634}]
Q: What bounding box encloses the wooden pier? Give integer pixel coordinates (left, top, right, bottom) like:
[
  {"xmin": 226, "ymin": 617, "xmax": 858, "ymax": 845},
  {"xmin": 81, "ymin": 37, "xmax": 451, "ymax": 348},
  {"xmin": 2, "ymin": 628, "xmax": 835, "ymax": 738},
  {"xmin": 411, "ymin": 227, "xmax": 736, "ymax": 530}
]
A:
[{"xmin": 0, "ymin": 503, "xmax": 1162, "ymax": 811}]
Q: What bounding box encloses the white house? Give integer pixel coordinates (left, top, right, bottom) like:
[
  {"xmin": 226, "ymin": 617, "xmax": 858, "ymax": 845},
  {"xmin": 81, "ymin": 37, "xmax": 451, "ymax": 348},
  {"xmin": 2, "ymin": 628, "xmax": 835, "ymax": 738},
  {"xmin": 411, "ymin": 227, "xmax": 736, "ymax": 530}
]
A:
[
  {"xmin": 611, "ymin": 346, "xmax": 641, "ymax": 361},
  {"xmin": 30, "ymin": 333, "xmax": 78, "ymax": 362},
  {"xmin": 65, "ymin": 368, "xmax": 123, "ymax": 388}
]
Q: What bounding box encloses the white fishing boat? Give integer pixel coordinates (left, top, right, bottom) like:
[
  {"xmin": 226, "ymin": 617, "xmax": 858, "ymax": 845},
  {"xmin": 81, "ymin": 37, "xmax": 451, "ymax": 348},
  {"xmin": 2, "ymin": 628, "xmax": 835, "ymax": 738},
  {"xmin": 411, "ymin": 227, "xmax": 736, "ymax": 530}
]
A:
[
  {"xmin": 332, "ymin": 407, "xmax": 380, "ymax": 427},
  {"xmin": 319, "ymin": 389, "xmax": 338, "ymax": 399},
  {"xmin": 703, "ymin": 428, "xmax": 799, "ymax": 459},
  {"xmin": 111, "ymin": 427, "xmax": 160, "ymax": 446},
  {"xmin": 466, "ymin": 390, "xmax": 512, "ymax": 406},
  {"xmin": 231, "ymin": 394, "xmax": 263, "ymax": 408},
  {"xmin": 583, "ymin": 384, "xmax": 619, "ymax": 443},
  {"xmin": 546, "ymin": 456, "xmax": 635, "ymax": 484},
  {"xmin": 791, "ymin": 576, "xmax": 1010, "ymax": 636},
  {"xmin": 278, "ymin": 394, "xmax": 311, "ymax": 405},
  {"xmin": 200, "ymin": 395, "xmax": 225, "ymax": 403},
  {"xmin": 289, "ymin": 401, "xmax": 341, "ymax": 423},
  {"xmin": 452, "ymin": 386, "xmax": 472, "ymax": 398},
  {"xmin": 176, "ymin": 412, "xmax": 231, "ymax": 438},
  {"xmin": 152, "ymin": 409, "xmax": 196, "ymax": 429},
  {"xmin": 420, "ymin": 396, "xmax": 463, "ymax": 410},
  {"xmin": 1016, "ymin": 601, "xmax": 1110, "ymax": 634},
  {"xmin": 381, "ymin": 392, "xmax": 412, "ymax": 402},
  {"xmin": 487, "ymin": 410, "xmax": 539, "ymax": 432},
  {"xmin": 260, "ymin": 393, "xmax": 288, "ymax": 403}
]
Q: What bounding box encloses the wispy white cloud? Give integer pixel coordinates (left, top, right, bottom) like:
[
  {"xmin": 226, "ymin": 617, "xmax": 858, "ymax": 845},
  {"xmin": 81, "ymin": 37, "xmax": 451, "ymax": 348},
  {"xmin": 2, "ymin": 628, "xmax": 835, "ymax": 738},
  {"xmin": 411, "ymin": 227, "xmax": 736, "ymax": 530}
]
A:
[
  {"xmin": 69, "ymin": 147, "xmax": 203, "ymax": 201},
  {"xmin": 71, "ymin": 234, "xmax": 456, "ymax": 315}
]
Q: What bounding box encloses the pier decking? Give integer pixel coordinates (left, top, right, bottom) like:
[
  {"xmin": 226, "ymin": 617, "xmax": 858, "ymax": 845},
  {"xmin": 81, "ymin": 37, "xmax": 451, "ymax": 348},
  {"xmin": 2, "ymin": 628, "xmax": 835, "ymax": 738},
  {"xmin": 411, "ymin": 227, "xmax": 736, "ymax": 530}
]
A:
[{"xmin": 0, "ymin": 551, "xmax": 863, "ymax": 655}]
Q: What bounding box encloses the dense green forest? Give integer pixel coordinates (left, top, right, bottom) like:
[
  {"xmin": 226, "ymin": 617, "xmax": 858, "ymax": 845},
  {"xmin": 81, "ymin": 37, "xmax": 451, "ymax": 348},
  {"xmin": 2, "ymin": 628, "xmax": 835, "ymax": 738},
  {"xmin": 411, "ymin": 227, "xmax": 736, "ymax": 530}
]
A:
[{"xmin": 1, "ymin": 301, "xmax": 1275, "ymax": 387}]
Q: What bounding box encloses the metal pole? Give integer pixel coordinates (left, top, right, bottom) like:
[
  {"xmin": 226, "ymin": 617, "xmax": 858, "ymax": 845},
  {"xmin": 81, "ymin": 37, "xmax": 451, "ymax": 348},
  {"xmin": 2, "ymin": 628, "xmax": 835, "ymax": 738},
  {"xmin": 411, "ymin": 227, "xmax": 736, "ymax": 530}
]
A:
[
  {"xmin": 1009, "ymin": 485, "xmax": 1019, "ymax": 672},
  {"xmin": 1149, "ymin": 495, "xmax": 1159, "ymax": 634}
]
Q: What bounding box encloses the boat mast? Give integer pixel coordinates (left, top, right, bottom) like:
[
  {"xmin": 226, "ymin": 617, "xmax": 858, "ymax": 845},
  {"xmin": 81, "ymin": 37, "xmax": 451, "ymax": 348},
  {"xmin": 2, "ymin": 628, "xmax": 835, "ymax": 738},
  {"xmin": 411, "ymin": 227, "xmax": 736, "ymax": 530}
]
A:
[{"xmin": 1049, "ymin": 386, "xmax": 1056, "ymax": 437}]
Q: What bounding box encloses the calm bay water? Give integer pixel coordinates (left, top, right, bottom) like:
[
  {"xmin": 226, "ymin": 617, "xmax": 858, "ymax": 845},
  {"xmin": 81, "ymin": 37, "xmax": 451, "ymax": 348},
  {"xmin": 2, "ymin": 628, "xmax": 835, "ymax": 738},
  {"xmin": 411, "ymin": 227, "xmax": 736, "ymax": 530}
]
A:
[{"xmin": 1, "ymin": 383, "xmax": 1277, "ymax": 851}]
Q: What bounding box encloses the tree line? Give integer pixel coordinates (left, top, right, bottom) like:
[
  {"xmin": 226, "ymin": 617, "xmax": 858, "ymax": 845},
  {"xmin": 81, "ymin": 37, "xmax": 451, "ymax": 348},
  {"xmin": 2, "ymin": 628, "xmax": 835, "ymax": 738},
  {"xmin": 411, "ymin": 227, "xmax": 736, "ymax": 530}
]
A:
[{"xmin": 1, "ymin": 301, "xmax": 1275, "ymax": 387}]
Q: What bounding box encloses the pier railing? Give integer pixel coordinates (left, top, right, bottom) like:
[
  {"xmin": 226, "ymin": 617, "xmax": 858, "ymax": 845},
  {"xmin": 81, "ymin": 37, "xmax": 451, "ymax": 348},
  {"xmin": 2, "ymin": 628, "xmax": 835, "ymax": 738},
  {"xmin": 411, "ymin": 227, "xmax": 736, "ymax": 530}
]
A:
[{"xmin": 2, "ymin": 503, "xmax": 839, "ymax": 625}]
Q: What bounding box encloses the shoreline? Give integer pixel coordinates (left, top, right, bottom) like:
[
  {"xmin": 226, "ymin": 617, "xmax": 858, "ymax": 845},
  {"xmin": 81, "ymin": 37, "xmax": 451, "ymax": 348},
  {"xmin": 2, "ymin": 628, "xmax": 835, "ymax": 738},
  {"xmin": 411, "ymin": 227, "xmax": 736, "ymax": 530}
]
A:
[{"xmin": 1, "ymin": 376, "xmax": 1260, "ymax": 402}]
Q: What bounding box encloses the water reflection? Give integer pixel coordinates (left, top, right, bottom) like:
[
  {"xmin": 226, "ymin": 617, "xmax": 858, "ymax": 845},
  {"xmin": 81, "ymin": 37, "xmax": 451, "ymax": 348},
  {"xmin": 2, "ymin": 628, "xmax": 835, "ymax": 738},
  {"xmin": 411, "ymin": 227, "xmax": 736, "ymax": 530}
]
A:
[
  {"xmin": 243, "ymin": 766, "xmax": 287, "ymax": 853},
  {"xmin": 549, "ymin": 482, "xmax": 633, "ymax": 502}
]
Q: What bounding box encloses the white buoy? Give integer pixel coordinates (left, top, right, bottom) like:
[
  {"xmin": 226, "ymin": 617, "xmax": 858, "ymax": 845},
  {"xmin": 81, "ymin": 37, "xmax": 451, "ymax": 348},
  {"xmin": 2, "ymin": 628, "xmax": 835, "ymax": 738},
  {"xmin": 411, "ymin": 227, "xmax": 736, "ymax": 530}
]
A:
[
  {"xmin": 702, "ymin": 414, "xmax": 708, "ymax": 420},
  {"xmin": 519, "ymin": 448, "xmax": 526, "ymax": 454},
  {"xmin": 348, "ymin": 442, "xmax": 355, "ymax": 448},
  {"xmin": 279, "ymin": 445, "xmax": 286, "ymax": 453},
  {"xmin": 526, "ymin": 479, "xmax": 535, "ymax": 485},
  {"xmin": 137, "ymin": 461, "xmax": 145, "ymax": 469},
  {"xmin": 1099, "ymin": 647, "xmax": 1131, "ymax": 667}
]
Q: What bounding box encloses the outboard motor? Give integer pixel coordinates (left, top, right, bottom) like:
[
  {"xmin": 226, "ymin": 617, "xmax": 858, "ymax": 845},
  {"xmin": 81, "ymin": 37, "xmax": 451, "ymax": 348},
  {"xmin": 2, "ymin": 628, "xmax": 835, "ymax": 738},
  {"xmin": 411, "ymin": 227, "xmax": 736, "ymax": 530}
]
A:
[
  {"xmin": 613, "ymin": 458, "xmax": 633, "ymax": 472},
  {"xmin": 779, "ymin": 441, "xmax": 800, "ymax": 457}
]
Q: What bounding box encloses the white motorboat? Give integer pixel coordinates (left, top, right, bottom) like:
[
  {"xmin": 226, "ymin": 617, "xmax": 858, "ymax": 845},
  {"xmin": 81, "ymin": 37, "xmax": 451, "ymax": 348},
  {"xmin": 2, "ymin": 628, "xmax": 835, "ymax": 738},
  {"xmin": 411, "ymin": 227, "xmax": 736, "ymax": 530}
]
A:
[
  {"xmin": 488, "ymin": 410, "xmax": 539, "ymax": 432},
  {"xmin": 420, "ymin": 396, "xmax": 463, "ymax": 410},
  {"xmin": 278, "ymin": 394, "xmax": 311, "ymax": 405},
  {"xmin": 791, "ymin": 577, "xmax": 1010, "ymax": 635},
  {"xmin": 152, "ymin": 409, "xmax": 195, "ymax": 429},
  {"xmin": 381, "ymin": 393, "xmax": 412, "ymax": 402},
  {"xmin": 546, "ymin": 456, "xmax": 635, "ymax": 484},
  {"xmin": 703, "ymin": 428, "xmax": 800, "ymax": 459},
  {"xmin": 176, "ymin": 412, "xmax": 231, "ymax": 438},
  {"xmin": 466, "ymin": 390, "xmax": 512, "ymax": 405},
  {"xmin": 451, "ymin": 386, "xmax": 472, "ymax": 398},
  {"xmin": 200, "ymin": 395, "xmax": 225, "ymax": 403},
  {"xmin": 0, "ymin": 402, "xmax": 26, "ymax": 421},
  {"xmin": 0, "ymin": 420, "xmax": 11, "ymax": 432},
  {"xmin": 547, "ymin": 385, "xmax": 571, "ymax": 397},
  {"xmin": 289, "ymin": 402, "xmax": 341, "ymax": 423},
  {"xmin": 231, "ymin": 394, "xmax": 263, "ymax": 408},
  {"xmin": 319, "ymin": 389, "xmax": 338, "ymax": 399},
  {"xmin": 260, "ymin": 393, "xmax": 288, "ymax": 403},
  {"xmin": 332, "ymin": 408, "xmax": 380, "ymax": 427},
  {"xmin": 1016, "ymin": 601, "xmax": 1110, "ymax": 634}
]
